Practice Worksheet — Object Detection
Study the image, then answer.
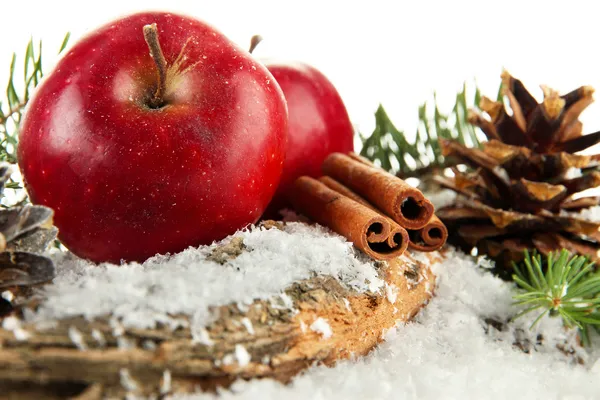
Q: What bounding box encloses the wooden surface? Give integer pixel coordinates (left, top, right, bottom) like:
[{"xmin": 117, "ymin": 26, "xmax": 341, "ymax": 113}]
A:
[{"xmin": 0, "ymin": 245, "xmax": 437, "ymax": 399}]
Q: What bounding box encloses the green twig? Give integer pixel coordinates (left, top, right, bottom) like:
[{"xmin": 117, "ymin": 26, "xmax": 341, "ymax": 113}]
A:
[
  {"xmin": 360, "ymin": 82, "xmax": 496, "ymax": 179},
  {"xmin": 511, "ymin": 250, "xmax": 600, "ymax": 344}
]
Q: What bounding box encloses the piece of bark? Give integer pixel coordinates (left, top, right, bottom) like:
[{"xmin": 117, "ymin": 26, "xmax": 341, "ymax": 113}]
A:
[
  {"xmin": 291, "ymin": 176, "xmax": 408, "ymax": 260},
  {"xmin": 322, "ymin": 153, "xmax": 434, "ymax": 229},
  {"xmin": 0, "ymin": 249, "xmax": 437, "ymax": 398}
]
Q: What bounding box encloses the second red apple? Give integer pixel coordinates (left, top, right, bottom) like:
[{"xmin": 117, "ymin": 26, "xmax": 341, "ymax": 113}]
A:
[{"xmin": 260, "ymin": 56, "xmax": 354, "ymax": 212}]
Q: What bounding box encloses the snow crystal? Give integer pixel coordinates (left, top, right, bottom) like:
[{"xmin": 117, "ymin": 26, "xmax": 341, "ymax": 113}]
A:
[
  {"xmin": 142, "ymin": 340, "xmax": 157, "ymax": 351},
  {"xmin": 161, "ymin": 370, "xmax": 172, "ymax": 395},
  {"xmin": 564, "ymin": 167, "xmax": 583, "ymax": 179},
  {"xmin": 235, "ymin": 345, "xmax": 251, "ymax": 367},
  {"xmin": 240, "ymin": 317, "xmax": 255, "ymax": 335},
  {"xmin": 342, "ymin": 298, "xmax": 352, "ymax": 312},
  {"xmin": 192, "ymin": 327, "xmax": 214, "ymax": 346},
  {"xmin": 68, "ymin": 326, "xmax": 87, "ymax": 350},
  {"xmin": 572, "ymin": 205, "xmax": 600, "ymax": 223},
  {"xmin": 91, "ymin": 329, "xmax": 106, "ymax": 347},
  {"xmin": 170, "ymin": 248, "xmax": 600, "ymax": 400},
  {"xmin": 223, "ymin": 345, "xmax": 251, "ymax": 367},
  {"xmin": 2, "ymin": 316, "xmax": 19, "ymax": 331},
  {"xmin": 2, "ymin": 316, "xmax": 30, "ymax": 341},
  {"xmin": 310, "ymin": 318, "xmax": 332, "ymax": 340},
  {"xmin": 1, "ymin": 290, "xmax": 14, "ymax": 302},
  {"xmin": 119, "ymin": 368, "xmax": 138, "ymax": 391},
  {"xmin": 384, "ymin": 283, "xmax": 398, "ymax": 304},
  {"xmin": 31, "ymin": 223, "xmax": 383, "ymax": 332},
  {"xmin": 299, "ymin": 320, "xmax": 307, "ymax": 333}
]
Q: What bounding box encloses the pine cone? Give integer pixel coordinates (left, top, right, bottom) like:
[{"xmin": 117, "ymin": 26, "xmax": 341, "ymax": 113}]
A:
[
  {"xmin": 437, "ymin": 71, "xmax": 600, "ymax": 269},
  {"xmin": 0, "ymin": 163, "xmax": 56, "ymax": 316}
]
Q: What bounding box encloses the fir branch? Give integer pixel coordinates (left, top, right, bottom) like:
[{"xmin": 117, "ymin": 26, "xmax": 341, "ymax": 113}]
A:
[
  {"xmin": 360, "ymin": 82, "xmax": 497, "ymax": 179},
  {"xmin": 511, "ymin": 250, "xmax": 600, "ymax": 344},
  {"xmin": 0, "ymin": 33, "xmax": 70, "ymax": 165}
]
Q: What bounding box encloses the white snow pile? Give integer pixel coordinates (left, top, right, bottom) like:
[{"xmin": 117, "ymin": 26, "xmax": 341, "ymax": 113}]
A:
[
  {"xmin": 23, "ymin": 208, "xmax": 600, "ymax": 399},
  {"xmin": 571, "ymin": 204, "xmax": 600, "ymax": 223},
  {"xmin": 170, "ymin": 249, "xmax": 600, "ymax": 400},
  {"xmin": 30, "ymin": 222, "xmax": 383, "ymax": 331}
]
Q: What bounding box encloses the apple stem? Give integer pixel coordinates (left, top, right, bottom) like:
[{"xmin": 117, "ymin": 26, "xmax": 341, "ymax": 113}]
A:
[
  {"xmin": 249, "ymin": 35, "xmax": 263, "ymax": 54},
  {"xmin": 143, "ymin": 23, "xmax": 168, "ymax": 108}
]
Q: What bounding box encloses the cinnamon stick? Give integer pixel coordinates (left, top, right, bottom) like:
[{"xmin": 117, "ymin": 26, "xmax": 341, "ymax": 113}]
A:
[
  {"xmin": 407, "ymin": 215, "xmax": 448, "ymax": 252},
  {"xmin": 290, "ymin": 177, "xmax": 409, "ymax": 260},
  {"xmin": 322, "ymin": 153, "xmax": 434, "ymax": 229},
  {"xmin": 320, "ymin": 176, "xmax": 447, "ymax": 252}
]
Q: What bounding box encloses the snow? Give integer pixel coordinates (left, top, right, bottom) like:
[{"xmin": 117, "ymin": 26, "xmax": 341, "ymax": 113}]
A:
[
  {"xmin": 240, "ymin": 317, "xmax": 255, "ymax": 335},
  {"xmin": 572, "ymin": 205, "xmax": 600, "ymax": 223},
  {"xmin": 223, "ymin": 345, "xmax": 251, "ymax": 367},
  {"xmin": 310, "ymin": 317, "xmax": 333, "ymax": 340},
  {"xmin": 563, "ymin": 167, "xmax": 583, "ymax": 180},
  {"xmin": 1, "ymin": 290, "xmax": 14, "ymax": 302},
  {"xmin": 234, "ymin": 345, "xmax": 251, "ymax": 367},
  {"xmin": 426, "ymin": 188, "xmax": 457, "ymax": 210},
  {"xmin": 119, "ymin": 368, "xmax": 139, "ymax": 392},
  {"xmin": 15, "ymin": 217, "xmax": 600, "ymax": 398},
  {"xmin": 91, "ymin": 328, "xmax": 106, "ymax": 347},
  {"xmin": 30, "ymin": 223, "xmax": 383, "ymax": 332},
  {"xmin": 161, "ymin": 370, "xmax": 172, "ymax": 395},
  {"xmin": 2, "ymin": 315, "xmax": 30, "ymax": 341},
  {"xmin": 68, "ymin": 326, "xmax": 87, "ymax": 350},
  {"xmin": 192, "ymin": 328, "xmax": 214, "ymax": 346},
  {"xmin": 169, "ymin": 248, "xmax": 599, "ymax": 400}
]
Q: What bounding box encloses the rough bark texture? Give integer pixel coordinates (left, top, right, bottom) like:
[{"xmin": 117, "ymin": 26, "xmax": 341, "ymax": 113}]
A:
[{"xmin": 0, "ymin": 249, "xmax": 437, "ymax": 399}]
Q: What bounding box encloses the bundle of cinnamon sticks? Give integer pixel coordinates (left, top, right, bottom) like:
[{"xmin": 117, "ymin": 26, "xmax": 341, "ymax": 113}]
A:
[{"xmin": 291, "ymin": 152, "xmax": 447, "ymax": 261}]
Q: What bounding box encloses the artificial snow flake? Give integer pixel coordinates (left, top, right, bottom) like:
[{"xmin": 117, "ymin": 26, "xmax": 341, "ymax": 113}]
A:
[
  {"xmin": 2, "ymin": 316, "xmax": 30, "ymax": 341},
  {"xmin": 1, "ymin": 290, "xmax": 14, "ymax": 302},
  {"xmin": 192, "ymin": 327, "xmax": 214, "ymax": 346},
  {"xmin": 240, "ymin": 317, "xmax": 255, "ymax": 335},
  {"xmin": 235, "ymin": 344, "xmax": 251, "ymax": 367},
  {"xmin": 68, "ymin": 326, "xmax": 87, "ymax": 350},
  {"xmin": 385, "ymin": 283, "xmax": 398, "ymax": 304},
  {"xmin": 310, "ymin": 317, "xmax": 332, "ymax": 340},
  {"xmin": 222, "ymin": 345, "xmax": 251, "ymax": 367},
  {"xmin": 91, "ymin": 329, "xmax": 106, "ymax": 347},
  {"xmin": 160, "ymin": 370, "xmax": 172, "ymax": 395},
  {"xmin": 119, "ymin": 368, "xmax": 138, "ymax": 392},
  {"xmin": 299, "ymin": 320, "xmax": 307, "ymax": 333},
  {"xmin": 343, "ymin": 298, "xmax": 352, "ymax": 312}
]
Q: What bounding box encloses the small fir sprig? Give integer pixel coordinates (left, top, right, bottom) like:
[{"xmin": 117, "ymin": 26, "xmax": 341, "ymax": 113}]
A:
[
  {"xmin": 360, "ymin": 83, "xmax": 502, "ymax": 178},
  {"xmin": 0, "ymin": 33, "xmax": 70, "ymax": 165},
  {"xmin": 512, "ymin": 250, "xmax": 600, "ymax": 344}
]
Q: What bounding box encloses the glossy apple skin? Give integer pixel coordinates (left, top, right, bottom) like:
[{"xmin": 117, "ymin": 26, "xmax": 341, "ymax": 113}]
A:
[
  {"xmin": 18, "ymin": 12, "xmax": 287, "ymax": 263},
  {"xmin": 263, "ymin": 62, "xmax": 354, "ymax": 212}
]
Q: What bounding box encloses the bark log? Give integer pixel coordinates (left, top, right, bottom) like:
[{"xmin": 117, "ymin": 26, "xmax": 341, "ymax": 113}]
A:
[{"xmin": 0, "ymin": 248, "xmax": 437, "ymax": 399}]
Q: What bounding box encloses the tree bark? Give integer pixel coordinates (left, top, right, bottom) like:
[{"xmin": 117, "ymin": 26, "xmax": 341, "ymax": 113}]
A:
[{"xmin": 0, "ymin": 248, "xmax": 437, "ymax": 398}]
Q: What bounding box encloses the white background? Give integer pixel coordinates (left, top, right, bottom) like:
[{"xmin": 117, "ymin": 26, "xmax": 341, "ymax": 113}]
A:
[{"xmin": 1, "ymin": 0, "xmax": 600, "ymax": 142}]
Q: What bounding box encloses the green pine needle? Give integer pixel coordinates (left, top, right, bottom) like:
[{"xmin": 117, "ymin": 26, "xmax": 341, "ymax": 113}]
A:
[
  {"xmin": 360, "ymin": 82, "xmax": 499, "ymax": 178},
  {"xmin": 0, "ymin": 32, "xmax": 70, "ymax": 164},
  {"xmin": 511, "ymin": 250, "xmax": 600, "ymax": 335}
]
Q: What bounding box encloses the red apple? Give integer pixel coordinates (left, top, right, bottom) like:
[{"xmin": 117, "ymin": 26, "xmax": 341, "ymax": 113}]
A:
[
  {"xmin": 18, "ymin": 12, "xmax": 288, "ymax": 263},
  {"xmin": 253, "ymin": 40, "xmax": 354, "ymax": 213}
]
